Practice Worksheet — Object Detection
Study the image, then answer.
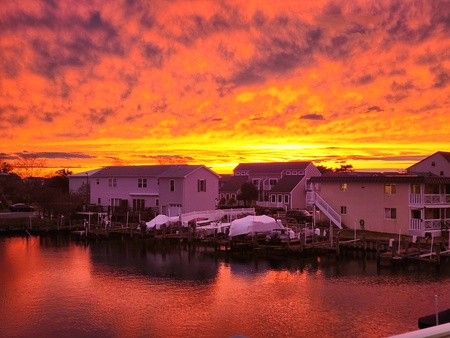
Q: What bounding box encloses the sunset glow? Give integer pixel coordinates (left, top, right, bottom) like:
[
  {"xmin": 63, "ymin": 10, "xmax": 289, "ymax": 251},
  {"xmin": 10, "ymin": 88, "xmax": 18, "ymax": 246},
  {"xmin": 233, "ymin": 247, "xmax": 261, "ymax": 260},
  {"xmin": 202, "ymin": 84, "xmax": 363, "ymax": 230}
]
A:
[{"xmin": 1, "ymin": 0, "xmax": 449, "ymax": 174}]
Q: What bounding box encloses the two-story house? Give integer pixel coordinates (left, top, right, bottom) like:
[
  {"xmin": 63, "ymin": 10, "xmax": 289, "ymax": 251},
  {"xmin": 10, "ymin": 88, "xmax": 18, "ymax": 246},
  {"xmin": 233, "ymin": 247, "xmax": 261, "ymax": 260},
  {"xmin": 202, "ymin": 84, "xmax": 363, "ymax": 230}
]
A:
[
  {"xmin": 72, "ymin": 165, "xmax": 219, "ymax": 216},
  {"xmin": 307, "ymin": 152, "xmax": 450, "ymax": 236},
  {"xmin": 219, "ymin": 162, "xmax": 321, "ymax": 210}
]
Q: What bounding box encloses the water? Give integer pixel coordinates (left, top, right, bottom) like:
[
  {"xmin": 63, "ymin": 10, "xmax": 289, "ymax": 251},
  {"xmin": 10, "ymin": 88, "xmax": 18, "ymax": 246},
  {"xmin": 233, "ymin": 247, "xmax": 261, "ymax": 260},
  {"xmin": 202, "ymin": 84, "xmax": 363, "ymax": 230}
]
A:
[{"xmin": 1, "ymin": 235, "xmax": 450, "ymax": 338}]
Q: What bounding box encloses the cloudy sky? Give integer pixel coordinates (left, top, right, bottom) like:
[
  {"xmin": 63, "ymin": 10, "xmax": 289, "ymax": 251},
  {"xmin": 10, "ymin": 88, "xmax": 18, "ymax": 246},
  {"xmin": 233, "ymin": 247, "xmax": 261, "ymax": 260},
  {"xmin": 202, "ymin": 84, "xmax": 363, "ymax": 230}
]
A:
[{"xmin": 1, "ymin": 0, "xmax": 449, "ymax": 174}]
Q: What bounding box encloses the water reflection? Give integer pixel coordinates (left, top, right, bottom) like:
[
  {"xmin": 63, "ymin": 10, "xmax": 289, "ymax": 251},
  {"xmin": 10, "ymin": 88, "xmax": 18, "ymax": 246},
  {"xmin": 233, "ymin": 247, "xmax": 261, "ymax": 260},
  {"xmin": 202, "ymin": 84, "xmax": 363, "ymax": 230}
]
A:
[{"xmin": 1, "ymin": 234, "xmax": 450, "ymax": 338}]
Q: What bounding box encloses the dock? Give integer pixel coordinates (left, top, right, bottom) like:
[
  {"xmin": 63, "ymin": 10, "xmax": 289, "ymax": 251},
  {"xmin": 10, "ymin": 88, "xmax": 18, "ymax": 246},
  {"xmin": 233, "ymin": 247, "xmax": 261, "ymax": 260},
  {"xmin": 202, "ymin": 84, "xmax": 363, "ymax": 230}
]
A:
[{"xmin": 1, "ymin": 213, "xmax": 449, "ymax": 268}]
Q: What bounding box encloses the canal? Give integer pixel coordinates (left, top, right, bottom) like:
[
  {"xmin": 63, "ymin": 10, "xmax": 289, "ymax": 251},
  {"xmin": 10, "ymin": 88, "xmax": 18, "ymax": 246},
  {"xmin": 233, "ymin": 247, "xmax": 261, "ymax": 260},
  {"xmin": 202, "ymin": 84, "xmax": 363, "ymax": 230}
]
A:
[{"xmin": 1, "ymin": 234, "xmax": 449, "ymax": 337}]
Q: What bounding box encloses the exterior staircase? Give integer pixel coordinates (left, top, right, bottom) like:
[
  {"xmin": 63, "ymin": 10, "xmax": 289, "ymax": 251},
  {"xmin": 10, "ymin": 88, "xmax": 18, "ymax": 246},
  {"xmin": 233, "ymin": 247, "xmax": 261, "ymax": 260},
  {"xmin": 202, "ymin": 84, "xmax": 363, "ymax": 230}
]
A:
[{"xmin": 306, "ymin": 192, "xmax": 342, "ymax": 229}]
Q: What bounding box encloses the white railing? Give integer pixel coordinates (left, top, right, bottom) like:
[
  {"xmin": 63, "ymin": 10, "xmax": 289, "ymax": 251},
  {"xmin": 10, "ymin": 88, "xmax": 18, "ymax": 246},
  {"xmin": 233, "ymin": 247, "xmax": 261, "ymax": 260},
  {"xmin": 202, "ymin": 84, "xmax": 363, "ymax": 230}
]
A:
[
  {"xmin": 409, "ymin": 218, "xmax": 450, "ymax": 232},
  {"xmin": 312, "ymin": 193, "xmax": 342, "ymax": 229},
  {"xmin": 410, "ymin": 194, "xmax": 450, "ymax": 205},
  {"xmin": 424, "ymin": 219, "xmax": 444, "ymax": 230},
  {"xmin": 256, "ymin": 201, "xmax": 286, "ymax": 210},
  {"xmin": 409, "ymin": 219, "xmax": 421, "ymax": 231}
]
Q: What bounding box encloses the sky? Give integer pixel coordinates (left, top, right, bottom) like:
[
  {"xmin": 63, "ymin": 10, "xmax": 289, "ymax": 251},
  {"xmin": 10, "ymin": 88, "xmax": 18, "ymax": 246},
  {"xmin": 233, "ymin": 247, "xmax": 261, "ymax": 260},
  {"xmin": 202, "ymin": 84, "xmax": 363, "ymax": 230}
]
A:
[{"xmin": 1, "ymin": 0, "xmax": 450, "ymax": 175}]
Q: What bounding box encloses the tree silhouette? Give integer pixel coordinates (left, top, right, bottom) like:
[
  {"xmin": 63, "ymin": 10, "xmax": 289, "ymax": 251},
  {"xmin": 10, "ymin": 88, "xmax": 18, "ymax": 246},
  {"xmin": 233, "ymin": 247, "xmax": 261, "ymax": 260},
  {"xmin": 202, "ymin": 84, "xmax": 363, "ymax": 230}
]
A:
[{"xmin": 237, "ymin": 182, "xmax": 258, "ymax": 207}]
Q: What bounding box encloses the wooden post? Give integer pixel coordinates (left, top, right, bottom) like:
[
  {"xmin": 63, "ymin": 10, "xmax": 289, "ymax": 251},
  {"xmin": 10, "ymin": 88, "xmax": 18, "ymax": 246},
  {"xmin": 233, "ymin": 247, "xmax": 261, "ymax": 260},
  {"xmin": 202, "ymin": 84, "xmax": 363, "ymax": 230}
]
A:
[
  {"xmin": 336, "ymin": 234, "xmax": 340, "ymax": 256},
  {"xmin": 162, "ymin": 224, "xmax": 166, "ymax": 240},
  {"xmin": 286, "ymin": 230, "xmax": 291, "ymax": 250},
  {"xmin": 436, "ymin": 243, "xmax": 441, "ymax": 265}
]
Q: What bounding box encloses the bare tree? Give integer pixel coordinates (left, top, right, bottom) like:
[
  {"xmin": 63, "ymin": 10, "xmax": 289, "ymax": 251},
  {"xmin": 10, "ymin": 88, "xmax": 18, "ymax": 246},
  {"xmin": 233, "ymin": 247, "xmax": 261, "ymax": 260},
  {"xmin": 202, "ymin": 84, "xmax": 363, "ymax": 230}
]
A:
[
  {"xmin": 156, "ymin": 155, "xmax": 189, "ymax": 165},
  {"xmin": 13, "ymin": 155, "xmax": 47, "ymax": 179},
  {"xmin": 110, "ymin": 158, "xmax": 130, "ymax": 166}
]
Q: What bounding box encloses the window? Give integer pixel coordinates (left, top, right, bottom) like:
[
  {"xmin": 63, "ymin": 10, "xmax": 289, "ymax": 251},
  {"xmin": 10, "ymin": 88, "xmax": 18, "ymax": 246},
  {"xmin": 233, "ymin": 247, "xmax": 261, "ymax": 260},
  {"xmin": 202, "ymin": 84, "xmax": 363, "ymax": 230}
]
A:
[
  {"xmin": 385, "ymin": 208, "xmax": 397, "ymax": 219},
  {"xmin": 198, "ymin": 179, "xmax": 206, "ymax": 192},
  {"xmin": 440, "ymin": 171, "xmax": 444, "ymax": 176},
  {"xmin": 138, "ymin": 178, "xmax": 147, "ymax": 188},
  {"xmin": 385, "ymin": 184, "xmax": 396, "ymax": 194},
  {"xmin": 286, "ymin": 171, "xmax": 291, "ymax": 175},
  {"xmin": 269, "ymin": 179, "xmax": 277, "ymax": 185},
  {"xmin": 340, "ymin": 183, "xmax": 347, "ymax": 191},
  {"xmin": 156, "ymin": 198, "xmax": 159, "ymax": 206},
  {"xmin": 97, "ymin": 198, "xmax": 101, "ymax": 204},
  {"xmin": 252, "ymin": 179, "xmax": 259, "ymax": 186},
  {"xmin": 108, "ymin": 178, "xmax": 117, "ymax": 188},
  {"xmin": 278, "ymin": 195, "xmax": 282, "ymax": 203},
  {"xmin": 111, "ymin": 198, "xmax": 121, "ymax": 207},
  {"xmin": 96, "ymin": 179, "xmax": 99, "ymax": 185},
  {"xmin": 133, "ymin": 199, "xmax": 145, "ymax": 211},
  {"xmin": 170, "ymin": 179, "xmax": 175, "ymax": 192},
  {"xmin": 284, "ymin": 195, "xmax": 289, "ymax": 204},
  {"xmin": 340, "ymin": 206, "xmax": 347, "ymax": 215},
  {"xmin": 432, "ymin": 161, "xmax": 435, "ymax": 166},
  {"xmin": 271, "ymin": 195, "xmax": 276, "ymax": 203}
]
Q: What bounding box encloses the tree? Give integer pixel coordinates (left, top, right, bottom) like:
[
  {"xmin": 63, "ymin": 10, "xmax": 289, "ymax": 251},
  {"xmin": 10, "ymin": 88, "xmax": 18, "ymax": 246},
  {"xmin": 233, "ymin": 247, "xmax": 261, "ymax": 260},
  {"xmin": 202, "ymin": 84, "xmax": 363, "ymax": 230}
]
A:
[
  {"xmin": 0, "ymin": 161, "xmax": 13, "ymax": 173},
  {"xmin": 156, "ymin": 155, "xmax": 190, "ymax": 164},
  {"xmin": 13, "ymin": 155, "xmax": 47, "ymax": 179},
  {"xmin": 316, "ymin": 165, "xmax": 333, "ymax": 174},
  {"xmin": 237, "ymin": 182, "xmax": 258, "ymax": 207},
  {"xmin": 335, "ymin": 164, "xmax": 354, "ymax": 172}
]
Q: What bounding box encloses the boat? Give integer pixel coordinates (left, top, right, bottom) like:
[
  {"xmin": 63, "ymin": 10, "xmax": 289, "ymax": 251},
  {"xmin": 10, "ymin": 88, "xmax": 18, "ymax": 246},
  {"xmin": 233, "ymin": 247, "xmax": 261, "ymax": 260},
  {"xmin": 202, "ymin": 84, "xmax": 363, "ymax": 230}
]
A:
[{"xmin": 418, "ymin": 308, "xmax": 450, "ymax": 329}]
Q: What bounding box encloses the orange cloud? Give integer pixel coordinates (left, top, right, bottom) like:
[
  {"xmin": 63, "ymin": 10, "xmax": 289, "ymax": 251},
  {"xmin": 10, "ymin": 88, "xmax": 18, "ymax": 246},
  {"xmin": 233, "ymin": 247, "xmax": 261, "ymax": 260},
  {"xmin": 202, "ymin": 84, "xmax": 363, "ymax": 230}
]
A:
[{"xmin": 1, "ymin": 0, "xmax": 449, "ymax": 174}]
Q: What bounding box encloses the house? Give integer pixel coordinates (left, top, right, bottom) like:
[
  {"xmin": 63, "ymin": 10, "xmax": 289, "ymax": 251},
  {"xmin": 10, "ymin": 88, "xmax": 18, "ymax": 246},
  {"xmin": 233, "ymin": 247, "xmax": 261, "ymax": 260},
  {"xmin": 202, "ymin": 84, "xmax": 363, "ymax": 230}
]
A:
[
  {"xmin": 307, "ymin": 155, "xmax": 450, "ymax": 236},
  {"xmin": 71, "ymin": 165, "xmax": 219, "ymax": 216},
  {"xmin": 68, "ymin": 168, "xmax": 102, "ymax": 203},
  {"xmin": 156, "ymin": 165, "xmax": 219, "ymax": 216},
  {"xmin": 219, "ymin": 161, "xmax": 321, "ymax": 210},
  {"xmin": 407, "ymin": 151, "xmax": 450, "ymax": 176}
]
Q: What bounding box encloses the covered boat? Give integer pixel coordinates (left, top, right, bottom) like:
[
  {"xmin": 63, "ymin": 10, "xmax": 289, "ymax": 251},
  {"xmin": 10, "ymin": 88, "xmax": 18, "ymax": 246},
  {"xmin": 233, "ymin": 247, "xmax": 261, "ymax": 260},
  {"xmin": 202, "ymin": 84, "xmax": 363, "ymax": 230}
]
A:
[
  {"xmin": 145, "ymin": 214, "xmax": 179, "ymax": 230},
  {"xmin": 228, "ymin": 215, "xmax": 283, "ymax": 237}
]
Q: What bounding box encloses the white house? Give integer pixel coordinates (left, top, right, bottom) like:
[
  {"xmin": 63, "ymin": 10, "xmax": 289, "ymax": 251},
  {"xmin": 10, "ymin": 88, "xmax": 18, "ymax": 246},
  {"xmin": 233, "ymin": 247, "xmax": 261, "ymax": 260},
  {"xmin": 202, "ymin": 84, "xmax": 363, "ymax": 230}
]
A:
[
  {"xmin": 71, "ymin": 165, "xmax": 220, "ymax": 216},
  {"xmin": 307, "ymin": 152, "xmax": 450, "ymax": 236}
]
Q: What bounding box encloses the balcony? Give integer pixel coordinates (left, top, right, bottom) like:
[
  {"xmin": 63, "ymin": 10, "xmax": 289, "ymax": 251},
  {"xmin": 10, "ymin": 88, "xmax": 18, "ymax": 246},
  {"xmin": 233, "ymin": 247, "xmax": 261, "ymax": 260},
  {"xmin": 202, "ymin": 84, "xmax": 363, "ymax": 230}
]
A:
[
  {"xmin": 409, "ymin": 194, "xmax": 450, "ymax": 206},
  {"xmin": 409, "ymin": 218, "xmax": 450, "ymax": 236}
]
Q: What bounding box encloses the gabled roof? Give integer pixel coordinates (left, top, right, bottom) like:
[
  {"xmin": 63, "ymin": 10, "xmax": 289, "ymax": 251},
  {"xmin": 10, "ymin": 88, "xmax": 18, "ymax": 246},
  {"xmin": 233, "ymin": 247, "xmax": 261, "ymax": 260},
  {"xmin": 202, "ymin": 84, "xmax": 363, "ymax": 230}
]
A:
[
  {"xmin": 71, "ymin": 168, "xmax": 102, "ymax": 177},
  {"xmin": 234, "ymin": 161, "xmax": 311, "ymax": 174},
  {"xmin": 270, "ymin": 175, "xmax": 305, "ymax": 193},
  {"xmin": 309, "ymin": 171, "xmax": 450, "ymax": 184},
  {"xmin": 407, "ymin": 151, "xmax": 450, "ymax": 170},
  {"xmin": 157, "ymin": 165, "xmax": 219, "ymax": 178},
  {"xmin": 219, "ymin": 175, "xmax": 249, "ymax": 192}
]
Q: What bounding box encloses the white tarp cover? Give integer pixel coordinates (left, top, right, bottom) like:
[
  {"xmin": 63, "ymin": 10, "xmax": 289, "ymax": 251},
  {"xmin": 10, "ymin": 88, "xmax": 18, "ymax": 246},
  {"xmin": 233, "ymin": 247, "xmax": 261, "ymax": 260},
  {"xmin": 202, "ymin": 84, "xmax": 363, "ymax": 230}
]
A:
[
  {"xmin": 146, "ymin": 214, "xmax": 179, "ymax": 230},
  {"xmin": 228, "ymin": 215, "xmax": 283, "ymax": 237}
]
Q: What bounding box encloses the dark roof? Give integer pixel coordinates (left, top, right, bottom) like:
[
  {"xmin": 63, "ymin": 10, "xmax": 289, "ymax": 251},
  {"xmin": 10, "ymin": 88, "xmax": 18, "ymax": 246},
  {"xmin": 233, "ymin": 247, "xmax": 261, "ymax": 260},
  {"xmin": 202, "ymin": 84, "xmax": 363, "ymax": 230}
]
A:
[
  {"xmin": 219, "ymin": 176, "xmax": 248, "ymax": 192},
  {"xmin": 270, "ymin": 175, "xmax": 305, "ymax": 192},
  {"xmin": 157, "ymin": 165, "xmax": 211, "ymax": 178},
  {"xmin": 234, "ymin": 162, "xmax": 311, "ymax": 174},
  {"xmin": 309, "ymin": 171, "xmax": 450, "ymax": 184},
  {"xmin": 91, "ymin": 165, "xmax": 214, "ymax": 178},
  {"xmin": 92, "ymin": 165, "xmax": 172, "ymax": 177}
]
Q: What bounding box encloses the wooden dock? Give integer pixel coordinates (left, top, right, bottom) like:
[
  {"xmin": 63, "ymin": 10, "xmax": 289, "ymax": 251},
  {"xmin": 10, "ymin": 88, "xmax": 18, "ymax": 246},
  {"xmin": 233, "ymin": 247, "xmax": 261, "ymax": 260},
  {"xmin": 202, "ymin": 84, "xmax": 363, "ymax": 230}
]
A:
[{"xmin": 1, "ymin": 216, "xmax": 449, "ymax": 267}]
